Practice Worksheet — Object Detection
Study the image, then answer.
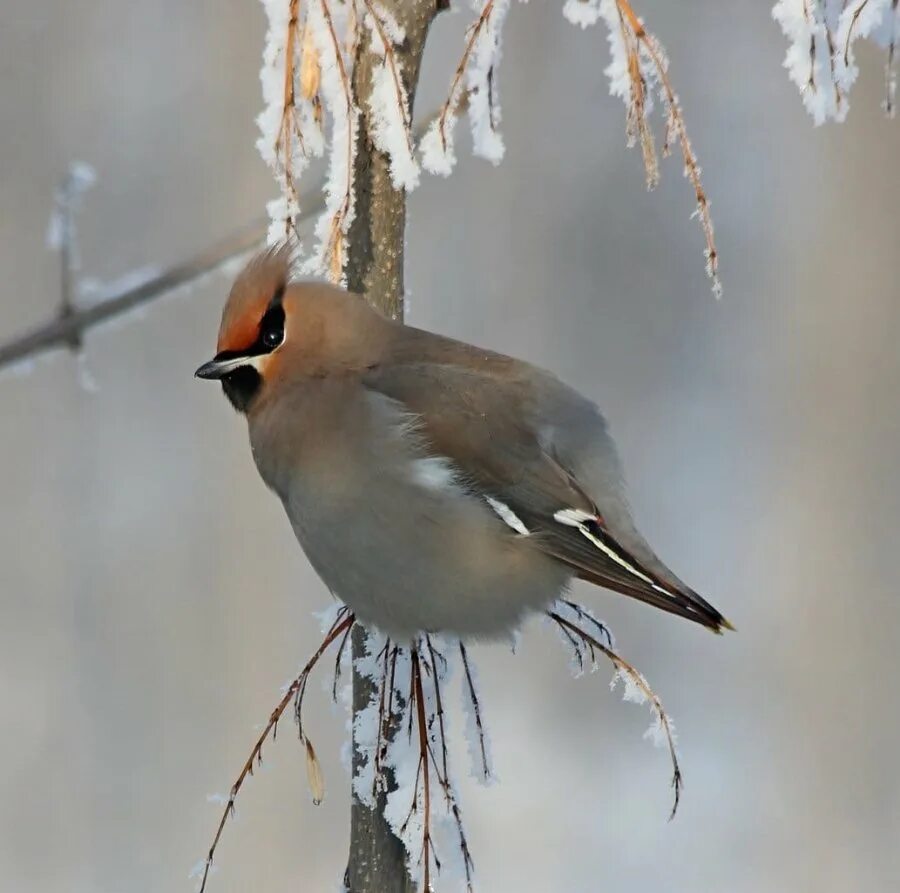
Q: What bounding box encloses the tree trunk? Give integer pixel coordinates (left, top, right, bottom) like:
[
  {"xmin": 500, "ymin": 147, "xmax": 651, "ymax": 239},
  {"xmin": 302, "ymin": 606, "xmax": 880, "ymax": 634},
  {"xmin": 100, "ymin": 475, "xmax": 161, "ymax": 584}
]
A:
[{"xmin": 344, "ymin": 2, "xmax": 439, "ymax": 890}]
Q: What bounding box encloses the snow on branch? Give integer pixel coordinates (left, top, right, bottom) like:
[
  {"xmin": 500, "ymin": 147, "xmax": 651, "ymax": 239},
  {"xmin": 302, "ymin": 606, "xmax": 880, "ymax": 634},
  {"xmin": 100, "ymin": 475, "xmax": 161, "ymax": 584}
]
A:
[
  {"xmin": 258, "ymin": 0, "xmax": 324, "ymax": 244},
  {"xmin": 363, "ymin": 0, "xmax": 421, "ymax": 191},
  {"xmin": 419, "ymin": 0, "xmax": 511, "ymax": 175},
  {"xmin": 304, "ymin": 0, "xmax": 360, "ymax": 283},
  {"xmin": 255, "ymin": 0, "xmax": 723, "ymax": 293},
  {"xmin": 773, "ymin": 0, "xmax": 900, "ymax": 122},
  {"xmin": 596, "ymin": 0, "xmax": 720, "ymax": 295},
  {"xmin": 9, "ymin": 1, "xmax": 900, "ymax": 377},
  {"xmin": 422, "ymin": 0, "xmax": 721, "ymax": 293},
  {"xmin": 195, "ymin": 600, "xmax": 682, "ymax": 891}
]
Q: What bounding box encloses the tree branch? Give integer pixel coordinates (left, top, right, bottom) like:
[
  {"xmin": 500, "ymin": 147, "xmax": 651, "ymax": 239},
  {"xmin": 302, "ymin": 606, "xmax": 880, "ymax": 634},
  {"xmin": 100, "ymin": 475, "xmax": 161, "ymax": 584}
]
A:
[
  {"xmin": 0, "ymin": 217, "xmax": 285, "ymax": 373},
  {"xmin": 0, "ymin": 104, "xmax": 436, "ymax": 375}
]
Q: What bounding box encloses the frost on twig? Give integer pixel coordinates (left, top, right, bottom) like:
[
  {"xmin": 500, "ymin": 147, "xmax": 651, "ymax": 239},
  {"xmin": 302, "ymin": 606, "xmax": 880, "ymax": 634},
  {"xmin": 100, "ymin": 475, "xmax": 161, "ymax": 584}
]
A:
[
  {"xmin": 420, "ymin": 0, "xmax": 509, "ymax": 176},
  {"xmin": 354, "ymin": 632, "xmax": 477, "ymax": 892},
  {"xmin": 548, "ymin": 600, "xmax": 683, "ymax": 820},
  {"xmin": 580, "ymin": 0, "xmax": 722, "ymax": 296},
  {"xmin": 195, "ymin": 597, "xmax": 684, "ymax": 891},
  {"xmin": 258, "ymin": 0, "xmax": 358, "ymax": 282},
  {"xmin": 459, "ymin": 641, "xmax": 494, "ymax": 784},
  {"xmin": 46, "ymin": 163, "xmax": 98, "ymax": 351},
  {"xmin": 194, "ymin": 608, "xmax": 354, "ymax": 893},
  {"xmin": 258, "ymin": 0, "xmax": 324, "ymax": 244},
  {"xmin": 772, "ymin": 0, "xmax": 900, "ymax": 122},
  {"xmin": 255, "ymin": 0, "xmax": 723, "ymax": 295},
  {"xmin": 421, "ymin": 0, "xmax": 721, "ymax": 293},
  {"xmin": 363, "ymin": 0, "xmax": 421, "ymax": 191},
  {"xmin": 304, "ymin": 0, "xmax": 360, "ymax": 283}
]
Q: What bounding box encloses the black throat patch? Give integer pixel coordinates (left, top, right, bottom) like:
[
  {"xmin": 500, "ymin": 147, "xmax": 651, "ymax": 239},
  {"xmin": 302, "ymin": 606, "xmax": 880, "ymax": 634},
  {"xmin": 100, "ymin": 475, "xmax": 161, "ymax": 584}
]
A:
[{"xmin": 221, "ymin": 366, "xmax": 262, "ymax": 413}]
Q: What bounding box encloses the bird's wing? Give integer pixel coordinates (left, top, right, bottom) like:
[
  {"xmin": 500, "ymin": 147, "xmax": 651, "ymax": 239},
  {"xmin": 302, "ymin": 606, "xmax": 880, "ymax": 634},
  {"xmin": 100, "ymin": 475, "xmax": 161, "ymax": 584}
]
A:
[{"xmin": 362, "ymin": 353, "xmax": 728, "ymax": 632}]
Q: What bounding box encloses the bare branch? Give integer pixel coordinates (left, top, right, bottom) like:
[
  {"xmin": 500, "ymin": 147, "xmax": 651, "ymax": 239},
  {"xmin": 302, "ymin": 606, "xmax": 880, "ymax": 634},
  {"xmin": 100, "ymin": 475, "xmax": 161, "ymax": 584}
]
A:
[
  {"xmin": 459, "ymin": 641, "xmax": 492, "ymax": 784},
  {"xmin": 0, "ymin": 217, "xmax": 282, "ymax": 374}
]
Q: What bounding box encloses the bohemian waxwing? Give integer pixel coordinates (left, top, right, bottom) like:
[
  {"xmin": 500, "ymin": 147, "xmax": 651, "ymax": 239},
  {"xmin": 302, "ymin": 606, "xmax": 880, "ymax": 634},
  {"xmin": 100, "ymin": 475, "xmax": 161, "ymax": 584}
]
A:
[{"xmin": 196, "ymin": 247, "xmax": 731, "ymax": 639}]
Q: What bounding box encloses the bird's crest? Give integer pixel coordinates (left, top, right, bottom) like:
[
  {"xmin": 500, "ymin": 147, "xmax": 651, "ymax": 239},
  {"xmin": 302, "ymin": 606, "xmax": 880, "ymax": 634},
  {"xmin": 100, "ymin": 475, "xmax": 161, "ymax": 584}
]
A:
[{"xmin": 217, "ymin": 242, "xmax": 295, "ymax": 354}]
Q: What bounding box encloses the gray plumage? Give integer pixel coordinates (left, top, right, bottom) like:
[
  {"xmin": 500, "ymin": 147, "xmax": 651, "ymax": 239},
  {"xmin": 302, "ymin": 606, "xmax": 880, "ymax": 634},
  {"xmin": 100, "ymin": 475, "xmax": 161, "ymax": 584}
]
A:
[{"xmin": 196, "ymin": 250, "xmax": 729, "ymax": 639}]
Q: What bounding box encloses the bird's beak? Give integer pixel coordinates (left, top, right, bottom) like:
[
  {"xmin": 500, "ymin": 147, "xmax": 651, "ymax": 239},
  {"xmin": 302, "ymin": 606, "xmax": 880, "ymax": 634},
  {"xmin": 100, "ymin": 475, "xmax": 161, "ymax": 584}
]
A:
[{"xmin": 194, "ymin": 353, "xmax": 253, "ymax": 380}]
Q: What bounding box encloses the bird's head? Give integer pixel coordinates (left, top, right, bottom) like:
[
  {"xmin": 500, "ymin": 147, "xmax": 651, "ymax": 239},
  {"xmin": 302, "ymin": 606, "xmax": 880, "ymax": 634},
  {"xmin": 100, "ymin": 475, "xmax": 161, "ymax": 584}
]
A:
[
  {"xmin": 194, "ymin": 244, "xmax": 292, "ymax": 413},
  {"xmin": 196, "ymin": 244, "xmax": 388, "ymax": 413}
]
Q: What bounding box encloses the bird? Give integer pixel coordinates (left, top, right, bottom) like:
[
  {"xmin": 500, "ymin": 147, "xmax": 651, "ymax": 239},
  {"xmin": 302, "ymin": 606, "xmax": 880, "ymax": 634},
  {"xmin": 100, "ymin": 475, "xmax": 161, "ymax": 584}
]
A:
[{"xmin": 195, "ymin": 246, "xmax": 731, "ymax": 640}]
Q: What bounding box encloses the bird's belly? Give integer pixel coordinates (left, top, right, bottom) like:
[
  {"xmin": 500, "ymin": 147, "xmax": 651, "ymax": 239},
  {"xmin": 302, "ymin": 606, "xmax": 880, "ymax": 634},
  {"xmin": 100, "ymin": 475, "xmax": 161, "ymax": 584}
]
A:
[{"xmin": 283, "ymin": 480, "xmax": 570, "ymax": 641}]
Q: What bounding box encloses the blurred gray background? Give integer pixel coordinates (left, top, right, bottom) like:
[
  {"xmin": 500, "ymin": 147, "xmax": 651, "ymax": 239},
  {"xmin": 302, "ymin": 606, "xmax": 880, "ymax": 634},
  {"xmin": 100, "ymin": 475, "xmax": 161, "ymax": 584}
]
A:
[{"xmin": 2, "ymin": 1, "xmax": 899, "ymax": 891}]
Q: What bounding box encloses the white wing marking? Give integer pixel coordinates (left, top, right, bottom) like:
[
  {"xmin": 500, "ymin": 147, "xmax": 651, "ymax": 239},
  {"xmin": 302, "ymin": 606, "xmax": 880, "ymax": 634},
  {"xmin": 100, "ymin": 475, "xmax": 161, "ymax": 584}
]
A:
[
  {"xmin": 553, "ymin": 508, "xmax": 671, "ymax": 595},
  {"xmin": 485, "ymin": 496, "xmax": 530, "ymax": 536}
]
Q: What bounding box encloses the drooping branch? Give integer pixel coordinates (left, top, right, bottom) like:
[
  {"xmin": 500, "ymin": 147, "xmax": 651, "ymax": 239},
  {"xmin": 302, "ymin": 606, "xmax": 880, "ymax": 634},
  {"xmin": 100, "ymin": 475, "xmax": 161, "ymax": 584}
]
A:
[
  {"xmin": 548, "ymin": 607, "xmax": 683, "ymax": 819},
  {"xmin": 606, "ymin": 0, "xmax": 721, "ymax": 295},
  {"xmin": 194, "ymin": 608, "xmax": 355, "ymax": 893}
]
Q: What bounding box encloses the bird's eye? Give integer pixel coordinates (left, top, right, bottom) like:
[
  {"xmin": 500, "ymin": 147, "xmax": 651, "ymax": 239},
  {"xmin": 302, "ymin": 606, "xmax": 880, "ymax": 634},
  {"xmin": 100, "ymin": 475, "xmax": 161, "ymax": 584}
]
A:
[{"xmin": 259, "ymin": 304, "xmax": 285, "ymax": 351}]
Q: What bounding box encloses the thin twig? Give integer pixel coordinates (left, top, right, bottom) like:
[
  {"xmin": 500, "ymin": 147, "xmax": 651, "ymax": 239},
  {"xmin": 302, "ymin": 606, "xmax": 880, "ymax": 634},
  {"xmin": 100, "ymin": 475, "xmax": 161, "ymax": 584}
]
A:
[
  {"xmin": 434, "ymin": 0, "xmax": 496, "ymax": 152},
  {"xmin": 616, "ymin": 3, "xmax": 658, "ymax": 189},
  {"xmin": 0, "ymin": 219, "xmax": 274, "ymax": 373},
  {"xmin": 560, "ymin": 599, "xmax": 613, "ymax": 648},
  {"xmin": 275, "ymin": 0, "xmax": 306, "ymax": 239},
  {"xmin": 548, "ymin": 609, "xmax": 682, "ymax": 819},
  {"xmin": 425, "ymin": 636, "xmax": 449, "ymax": 794},
  {"xmin": 1, "ymin": 110, "xmax": 430, "ymax": 374},
  {"xmin": 886, "ymin": 0, "xmax": 899, "ymax": 117},
  {"xmin": 362, "ymin": 0, "xmax": 414, "ymax": 149},
  {"xmin": 196, "ymin": 610, "xmax": 355, "ymax": 893},
  {"xmin": 317, "ymin": 0, "xmax": 357, "ymax": 281},
  {"xmin": 424, "ymin": 637, "xmax": 475, "ymax": 891},
  {"xmin": 372, "ymin": 636, "xmax": 393, "ymax": 796},
  {"xmin": 843, "ymin": 0, "xmax": 871, "ymax": 67},
  {"xmin": 459, "ymin": 641, "xmax": 491, "ymax": 782},
  {"xmin": 331, "ymin": 617, "xmax": 354, "ymax": 702},
  {"xmin": 615, "ymin": 0, "xmax": 720, "ymax": 294},
  {"xmin": 410, "ymin": 645, "xmax": 433, "ymax": 890}
]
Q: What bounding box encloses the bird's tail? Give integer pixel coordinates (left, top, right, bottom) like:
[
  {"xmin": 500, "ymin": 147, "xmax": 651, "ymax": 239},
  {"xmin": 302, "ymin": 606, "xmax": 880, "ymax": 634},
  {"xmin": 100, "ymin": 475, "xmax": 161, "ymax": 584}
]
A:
[{"xmin": 576, "ymin": 566, "xmax": 733, "ymax": 633}]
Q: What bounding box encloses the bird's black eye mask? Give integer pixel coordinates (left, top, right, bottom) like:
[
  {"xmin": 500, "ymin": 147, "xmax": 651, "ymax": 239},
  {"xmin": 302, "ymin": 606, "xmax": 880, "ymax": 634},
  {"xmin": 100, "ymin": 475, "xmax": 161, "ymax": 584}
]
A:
[
  {"xmin": 208, "ymin": 284, "xmax": 285, "ymax": 413},
  {"xmin": 214, "ymin": 283, "xmax": 286, "ymax": 365}
]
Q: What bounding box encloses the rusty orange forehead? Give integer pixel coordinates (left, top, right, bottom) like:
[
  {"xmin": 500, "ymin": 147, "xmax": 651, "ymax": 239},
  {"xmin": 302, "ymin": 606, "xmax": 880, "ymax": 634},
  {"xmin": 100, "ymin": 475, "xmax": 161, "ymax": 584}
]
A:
[{"xmin": 216, "ymin": 243, "xmax": 292, "ymax": 352}]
